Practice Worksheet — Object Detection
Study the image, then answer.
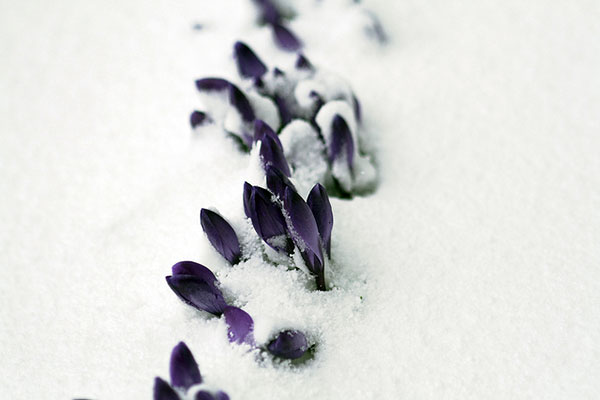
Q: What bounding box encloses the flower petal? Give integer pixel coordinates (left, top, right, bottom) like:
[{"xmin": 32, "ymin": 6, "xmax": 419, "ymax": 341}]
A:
[
  {"xmin": 267, "ymin": 330, "xmax": 308, "ymax": 360},
  {"xmin": 165, "ymin": 275, "xmax": 227, "ymax": 316},
  {"xmin": 253, "ymin": 119, "xmax": 282, "ymax": 148},
  {"xmin": 274, "ymin": 95, "xmax": 292, "ymax": 125},
  {"xmin": 171, "ymin": 261, "xmax": 218, "ymax": 284},
  {"xmin": 228, "ymin": 84, "xmax": 255, "ymax": 123},
  {"xmin": 234, "ymin": 41, "xmax": 267, "ymax": 79},
  {"xmin": 190, "ymin": 111, "xmax": 211, "ymax": 128},
  {"xmin": 283, "ymin": 186, "xmax": 323, "ymax": 268},
  {"xmin": 271, "ymin": 23, "xmax": 302, "ymax": 51},
  {"xmin": 215, "ymin": 392, "xmax": 230, "ymax": 400},
  {"xmin": 195, "ymin": 391, "xmax": 215, "ymax": 400},
  {"xmin": 329, "ymin": 114, "xmax": 355, "ymax": 168},
  {"xmin": 200, "ymin": 209, "xmax": 242, "ymax": 265},
  {"xmin": 295, "ymin": 54, "xmax": 313, "ymax": 71},
  {"xmin": 195, "ymin": 78, "xmax": 231, "ymax": 92},
  {"xmin": 223, "ymin": 306, "xmax": 255, "ymax": 345},
  {"xmin": 306, "ymin": 183, "xmax": 333, "ymax": 257},
  {"xmin": 266, "ymin": 165, "xmax": 296, "ymax": 200},
  {"xmin": 248, "ymin": 185, "xmax": 293, "ymax": 253},
  {"xmin": 153, "ymin": 377, "xmax": 179, "ymax": 400},
  {"xmin": 259, "ymin": 134, "xmax": 291, "ymax": 177},
  {"xmin": 170, "ymin": 342, "xmax": 202, "ymax": 391},
  {"xmin": 253, "ymin": 0, "xmax": 281, "ymax": 24},
  {"xmin": 243, "ymin": 182, "xmax": 253, "ymax": 218}
]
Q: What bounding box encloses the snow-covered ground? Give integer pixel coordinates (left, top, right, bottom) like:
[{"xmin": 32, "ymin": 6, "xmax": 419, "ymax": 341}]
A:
[{"xmin": 2, "ymin": 0, "xmax": 600, "ymax": 398}]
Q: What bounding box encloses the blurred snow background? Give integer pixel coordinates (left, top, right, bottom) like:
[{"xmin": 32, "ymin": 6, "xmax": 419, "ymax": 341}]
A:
[{"xmin": 1, "ymin": 0, "xmax": 599, "ymax": 398}]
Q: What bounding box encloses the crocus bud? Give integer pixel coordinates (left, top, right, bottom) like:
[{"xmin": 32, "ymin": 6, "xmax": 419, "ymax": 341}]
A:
[
  {"xmin": 153, "ymin": 377, "xmax": 179, "ymax": 400},
  {"xmin": 223, "ymin": 306, "xmax": 255, "ymax": 345},
  {"xmin": 307, "ymin": 183, "xmax": 333, "ymax": 257},
  {"xmin": 234, "ymin": 41, "xmax": 267, "ymax": 79},
  {"xmin": 170, "ymin": 342, "xmax": 202, "ymax": 391},
  {"xmin": 329, "ymin": 114, "xmax": 355, "ymax": 169},
  {"xmin": 259, "ymin": 133, "xmax": 291, "ymax": 177},
  {"xmin": 166, "ymin": 262, "xmax": 227, "ymax": 316},
  {"xmin": 200, "ymin": 209, "xmax": 242, "ymax": 265},
  {"xmin": 248, "ymin": 185, "xmax": 293, "ymax": 254},
  {"xmin": 271, "ymin": 23, "xmax": 302, "ymax": 51},
  {"xmin": 267, "ymin": 330, "xmax": 309, "ymax": 360}
]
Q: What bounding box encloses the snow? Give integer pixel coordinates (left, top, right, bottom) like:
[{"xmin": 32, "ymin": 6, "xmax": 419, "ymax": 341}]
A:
[{"xmin": 2, "ymin": 0, "xmax": 600, "ymax": 399}]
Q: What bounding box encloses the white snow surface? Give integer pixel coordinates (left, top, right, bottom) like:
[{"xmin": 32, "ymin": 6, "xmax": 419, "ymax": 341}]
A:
[{"xmin": 2, "ymin": 0, "xmax": 600, "ymax": 399}]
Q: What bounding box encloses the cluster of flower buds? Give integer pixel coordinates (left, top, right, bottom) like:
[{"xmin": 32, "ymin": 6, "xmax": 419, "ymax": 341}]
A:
[
  {"xmin": 153, "ymin": 341, "xmax": 229, "ymax": 400},
  {"xmin": 165, "ymin": 262, "xmax": 311, "ymax": 360},
  {"xmin": 191, "ymin": 39, "xmax": 377, "ymax": 196}
]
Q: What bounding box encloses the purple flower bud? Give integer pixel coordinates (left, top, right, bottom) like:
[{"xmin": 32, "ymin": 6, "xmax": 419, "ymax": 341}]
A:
[
  {"xmin": 253, "ymin": 119, "xmax": 282, "ymax": 148},
  {"xmin": 267, "ymin": 330, "xmax": 309, "ymax": 360},
  {"xmin": 200, "ymin": 209, "xmax": 242, "ymax": 265},
  {"xmin": 307, "ymin": 184, "xmax": 333, "ymax": 258},
  {"xmin": 215, "ymin": 392, "xmax": 230, "ymax": 400},
  {"xmin": 295, "ymin": 54, "xmax": 313, "ymax": 71},
  {"xmin": 172, "ymin": 261, "xmax": 218, "ymax": 282},
  {"xmin": 223, "ymin": 306, "xmax": 255, "ymax": 345},
  {"xmin": 170, "ymin": 342, "xmax": 202, "ymax": 391},
  {"xmin": 195, "ymin": 78, "xmax": 231, "ymax": 92},
  {"xmin": 266, "ymin": 165, "xmax": 296, "ymax": 199},
  {"xmin": 274, "ymin": 95, "xmax": 292, "ymax": 125},
  {"xmin": 283, "ymin": 187, "xmax": 323, "ymax": 266},
  {"xmin": 165, "ymin": 273, "xmax": 227, "ymax": 316},
  {"xmin": 228, "ymin": 84, "xmax": 255, "ymax": 123},
  {"xmin": 248, "ymin": 185, "xmax": 294, "ymax": 254},
  {"xmin": 190, "ymin": 111, "xmax": 211, "ymax": 128},
  {"xmin": 153, "ymin": 377, "xmax": 179, "ymax": 400},
  {"xmin": 253, "ymin": 0, "xmax": 281, "ymax": 24},
  {"xmin": 234, "ymin": 41, "xmax": 267, "ymax": 79},
  {"xmin": 329, "ymin": 114, "xmax": 355, "ymax": 169},
  {"xmin": 195, "ymin": 391, "xmax": 215, "ymax": 400},
  {"xmin": 259, "ymin": 134, "xmax": 291, "ymax": 177},
  {"xmin": 243, "ymin": 182, "xmax": 253, "ymax": 218},
  {"xmin": 271, "ymin": 23, "xmax": 302, "ymax": 51}
]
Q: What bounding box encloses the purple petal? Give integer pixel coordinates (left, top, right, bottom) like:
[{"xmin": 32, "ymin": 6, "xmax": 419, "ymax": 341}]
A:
[
  {"xmin": 215, "ymin": 392, "xmax": 230, "ymax": 400},
  {"xmin": 172, "ymin": 261, "xmax": 218, "ymax": 284},
  {"xmin": 190, "ymin": 111, "xmax": 211, "ymax": 128},
  {"xmin": 253, "ymin": 119, "xmax": 282, "ymax": 148},
  {"xmin": 223, "ymin": 306, "xmax": 255, "ymax": 345},
  {"xmin": 307, "ymin": 183, "xmax": 333, "ymax": 258},
  {"xmin": 271, "ymin": 23, "xmax": 302, "ymax": 51},
  {"xmin": 249, "ymin": 185, "xmax": 293, "ymax": 253},
  {"xmin": 243, "ymin": 182, "xmax": 253, "ymax": 218},
  {"xmin": 166, "ymin": 275, "xmax": 227, "ymax": 316},
  {"xmin": 267, "ymin": 330, "xmax": 308, "ymax": 360},
  {"xmin": 274, "ymin": 95, "xmax": 292, "ymax": 125},
  {"xmin": 329, "ymin": 114, "xmax": 355, "ymax": 168},
  {"xmin": 266, "ymin": 165, "xmax": 296, "ymax": 199},
  {"xmin": 283, "ymin": 186, "xmax": 323, "ymax": 269},
  {"xmin": 295, "ymin": 54, "xmax": 313, "ymax": 71},
  {"xmin": 259, "ymin": 134, "xmax": 291, "ymax": 177},
  {"xmin": 195, "ymin": 78, "xmax": 231, "ymax": 92},
  {"xmin": 234, "ymin": 41, "xmax": 267, "ymax": 79},
  {"xmin": 228, "ymin": 84, "xmax": 255, "ymax": 123},
  {"xmin": 170, "ymin": 342, "xmax": 202, "ymax": 391},
  {"xmin": 153, "ymin": 377, "xmax": 179, "ymax": 400},
  {"xmin": 200, "ymin": 209, "xmax": 242, "ymax": 265},
  {"xmin": 253, "ymin": 0, "xmax": 281, "ymax": 24},
  {"xmin": 195, "ymin": 391, "xmax": 215, "ymax": 400}
]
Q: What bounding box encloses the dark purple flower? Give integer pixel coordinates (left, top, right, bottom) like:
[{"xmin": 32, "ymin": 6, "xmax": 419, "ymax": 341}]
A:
[
  {"xmin": 195, "ymin": 78, "xmax": 231, "ymax": 92},
  {"xmin": 228, "ymin": 84, "xmax": 255, "ymax": 123},
  {"xmin": 223, "ymin": 306, "xmax": 255, "ymax": 345},
  {"xmin": 329, "ymin": 114, "xmax": 355, "ymax": 169},
  {"xmin": 234, "ymin": 41, "xmax": 267, "ymax": 79},
  {"xmin": 295, "ymin": 54, "xmax": 313, "ymax": 71},
  {"xmin": 307, "ymin": 183, "xmax": 333, "ymax": 258},
  {"xmin": 267, "ymin": 330, "xmax": 308, "ymax": 360},
  {"xmin": 170, "ymin": 342, "xmax": 202, "ymax": 391},
  {"xmin": 243, "ymin": 182, "xmax": 253, "ymax": 218},
  {"xmin": 271, "ymin": 23, "xmax": 302, "ymax": 51},
  {"xmin": 200, "ymin": 209, "xmax": 242, "ymax": 265},
  {"xmin": 190, "ymin": 111, "xmax": 211, "ymax": 128},
  {"xmin": 274, "ymin": 95, "xmax": 292, "ymax": 125},
  {"xmin": 248, "ymin": 185, "xmax": 294, "ymax": 254},
  {"xmin": 283, "ymin": 187, "xmax": 325, "ymax": 289},
  {"xmin": 259, "ymin": 133, "xmax": 291, "ymax": 177},
  {"xmin": 266, "ymin": 165, "xmax": 296, "ymax": 199},
  {"xmin": 153, "ymin": 377, "xmax": 179, "ymax": 400},
  {"xmin": 253, "ymin": 0, "xmax": 281, "ymax": 24},
  {"xmin": 253, "ymin": 119, "xmax": 282, "ymax": 148},
  {"xmin": 166, "ymin": 263, "xmax": 227, "ymax": 316}
]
